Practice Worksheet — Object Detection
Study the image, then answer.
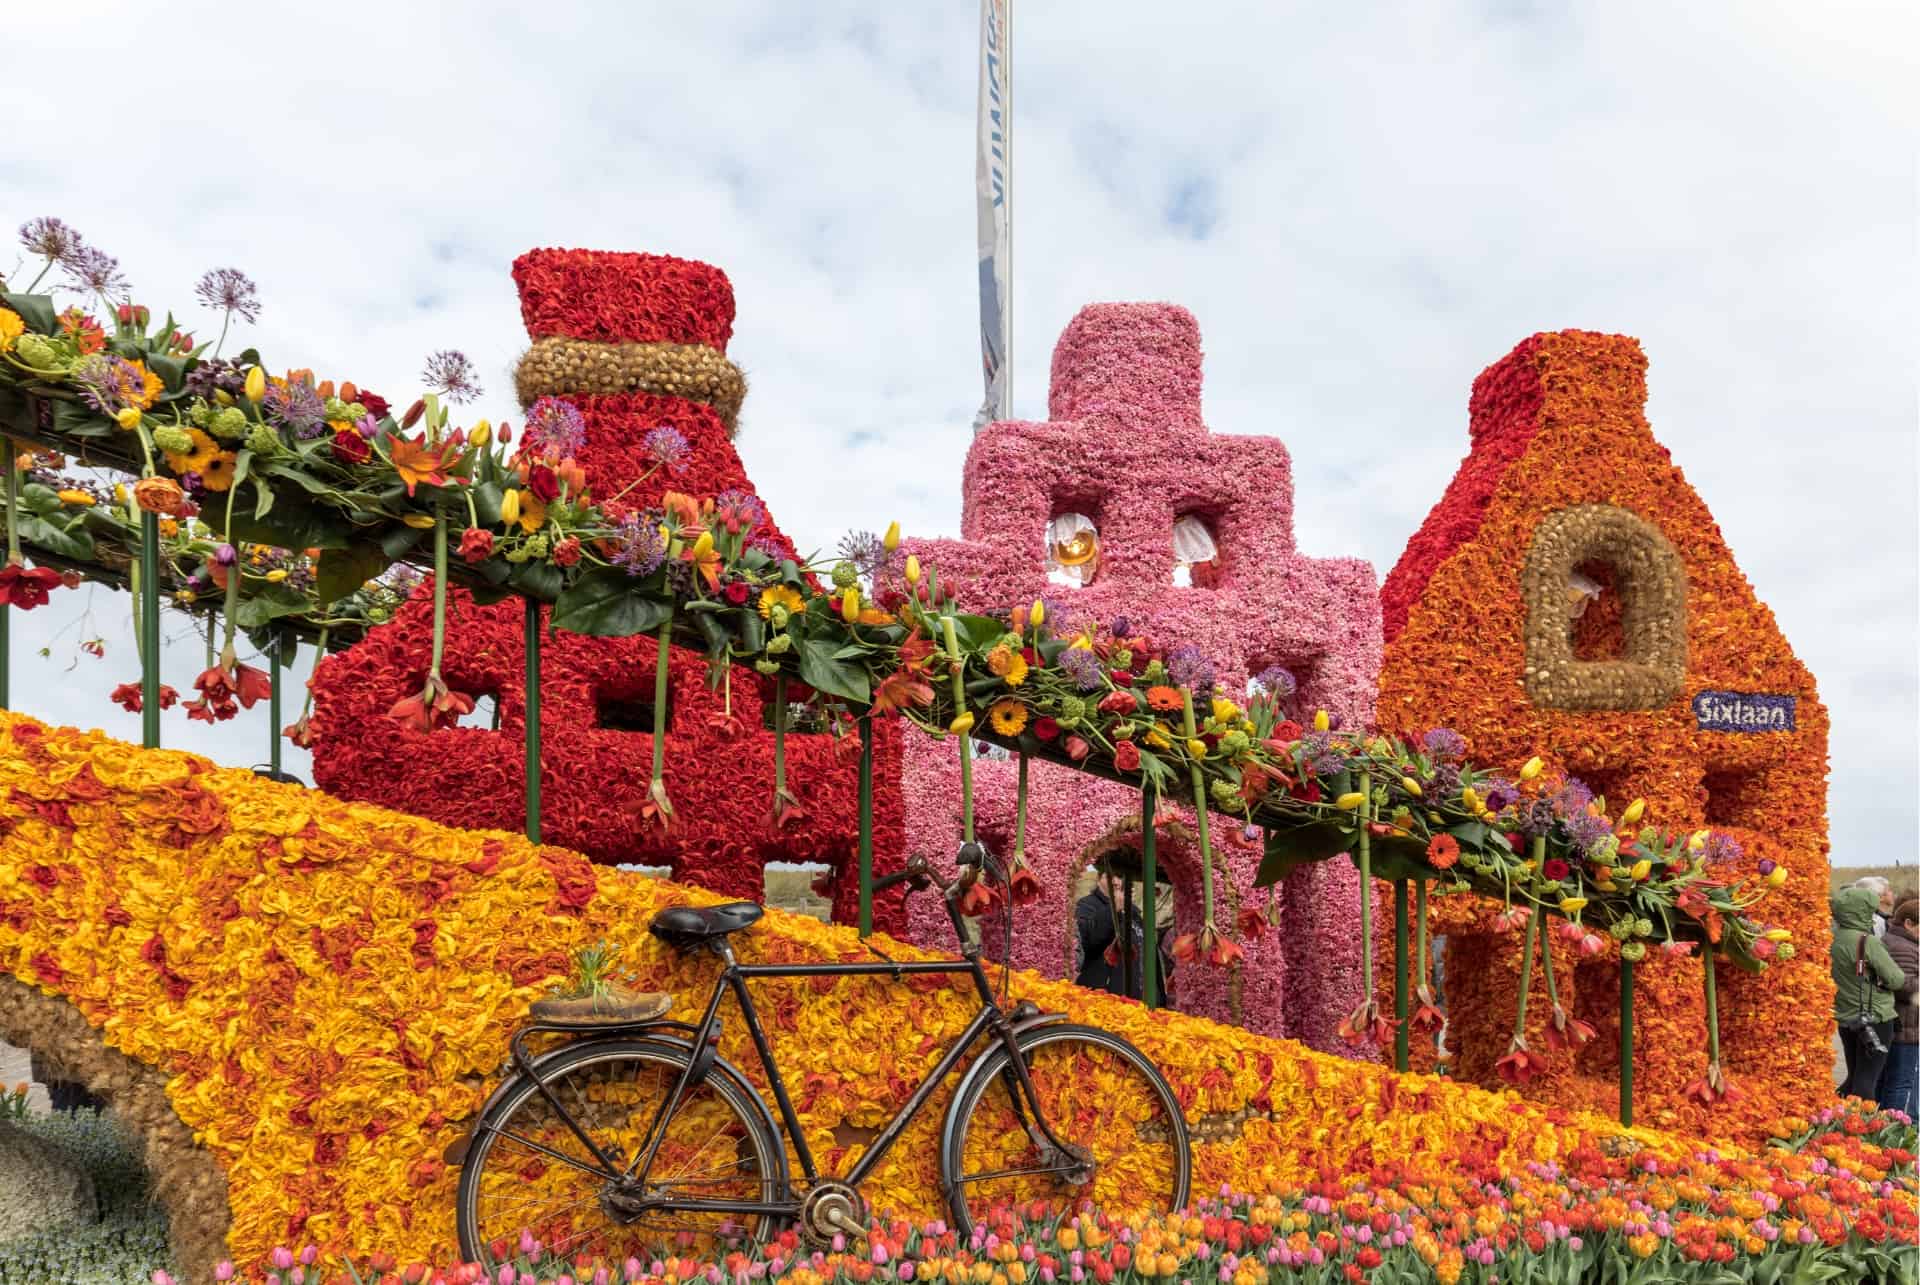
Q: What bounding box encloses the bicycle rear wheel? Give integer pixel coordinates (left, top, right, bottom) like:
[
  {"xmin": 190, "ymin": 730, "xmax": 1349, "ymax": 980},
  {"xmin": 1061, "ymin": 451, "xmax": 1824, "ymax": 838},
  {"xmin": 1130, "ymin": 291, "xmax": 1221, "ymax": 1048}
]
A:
[
  {"xmin": 455, "ymin": 1038, "xmax": 787, "ymax": 1271},
  {"xmin": 941, "ymin": 1023, "xmax": 1190, "ymax": 1235}
]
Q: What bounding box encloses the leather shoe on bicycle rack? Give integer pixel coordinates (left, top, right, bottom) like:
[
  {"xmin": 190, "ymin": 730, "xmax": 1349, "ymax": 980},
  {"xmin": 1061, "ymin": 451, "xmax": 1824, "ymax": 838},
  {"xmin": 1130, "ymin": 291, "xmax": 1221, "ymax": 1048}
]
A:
[{"xmin": 528, "ymin": 982, "xmax": 673, "ymax": 1027}]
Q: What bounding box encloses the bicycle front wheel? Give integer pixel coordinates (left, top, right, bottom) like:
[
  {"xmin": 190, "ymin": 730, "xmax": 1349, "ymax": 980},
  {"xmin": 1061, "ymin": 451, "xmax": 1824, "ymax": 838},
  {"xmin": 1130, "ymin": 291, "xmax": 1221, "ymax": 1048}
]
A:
[
  {"xmin": 941, "ymin": 1023, "xmax": 1190, "ymax": 1235},
  {"xmin": 455, "ymin": 1038, "xmax": 787, "ymax": 1271}
]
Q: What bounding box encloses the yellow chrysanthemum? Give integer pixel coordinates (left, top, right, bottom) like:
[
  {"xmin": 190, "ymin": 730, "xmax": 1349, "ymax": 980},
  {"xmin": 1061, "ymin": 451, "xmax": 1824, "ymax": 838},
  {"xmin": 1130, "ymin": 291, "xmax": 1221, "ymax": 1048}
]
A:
[
  {"xmin": 199, "ymin": 450, "xmax": 240, "ymax": 493},
  {"xmin": 757, "ymin": 585, "xmax": 805, "ymax": 621},
  {"xmin": 163, "ymin": 428, "xmax": 221, "ymax": 477},
  {"xmin": 988, "ymin": 699, "xmax": 1028, "ymax": 736},
  {"xmin": 0, "ymin": 307, "xmax": 23, "ymax": 353}
]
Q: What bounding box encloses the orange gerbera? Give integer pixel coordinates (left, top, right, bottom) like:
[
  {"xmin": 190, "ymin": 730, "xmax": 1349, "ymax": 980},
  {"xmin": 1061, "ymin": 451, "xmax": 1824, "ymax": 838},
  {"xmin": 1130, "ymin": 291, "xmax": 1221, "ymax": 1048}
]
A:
[
  {"xmin": 1146, "ymin": 685, "xmax": 1185, "ymax": 713},
  {"xmin": 199, "ymin": 450, "xmax": 239, "ymax": 493}
]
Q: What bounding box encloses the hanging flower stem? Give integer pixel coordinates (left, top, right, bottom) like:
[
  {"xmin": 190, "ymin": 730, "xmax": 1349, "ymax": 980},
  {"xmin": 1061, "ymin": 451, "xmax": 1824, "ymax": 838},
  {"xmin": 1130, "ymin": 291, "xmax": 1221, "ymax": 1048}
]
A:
[
  {"xmin": 941, "ymin": 613, "xmax": 974, "ymax": 842},
  {"xmin": 1541, "ymin": 910, "xmax": 1561, "ymax": 1010},
  {"xmin": 298, "ymin": 628, "xmax": 328, "ymax": 721},
  {"xmin": 1703, "ymin": 951, "xmax": 1722, "ymax": 1068},
  {"xmin": 4, "ymin": 438, "xmax": 18, "ymax": 564},
  {"xmin": 1514, "ymin": 837, "xmax": 1545, "ymax": 1039},
  {"xmin": 1356, "ymin": 771, "xmax": 1374, "ymax": 986},
  {"xmin": 219, "ymin": 473, "xmax": 245, "ymax": 662},
  {"xmin": 646, "ymin": 612, "xmax": 674, "ymax": 827},
  {"xmin": 769, "ymin": 674, "xmax": 801, "ymax": 825},
  {"xmin": 1181, "ymin": 688, "xmax": 1217, "ymax": 927},
  {"xmin": 1416, "ymin": 878, "xmax": 1431, "ymax": 988},
  {"xmin": 1013, "ymin": 752, "xmax": 1029, "ymax": 863},
  {"xmin": 423, "ymin": 516, "xmax": 447, "ymax": 694}
]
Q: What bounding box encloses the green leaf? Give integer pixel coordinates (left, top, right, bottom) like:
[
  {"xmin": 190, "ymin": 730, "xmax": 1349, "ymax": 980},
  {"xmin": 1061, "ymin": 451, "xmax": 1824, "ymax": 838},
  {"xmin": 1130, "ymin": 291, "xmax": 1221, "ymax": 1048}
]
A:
[
  {"xmin": 17, "ymin": 482, "xmax": 64, "ymax": 517},
  {"xmin": 507, "ymin": 560, "xmax": 566, "ymax": 602},
  {"xmin": 796, "ymin": 637, "xmax": 871, "ymax": 704},
  {"xmin": 550, "ymin": 567, "xmax": 672, "ymax": 637},
  {"xmin": 1, "ymin": 293, "xmax": 57, "ymax": 334},
  {"xmin": 14, "ymin": 511, "xmax": 93, "ymax": 561},
  {"xmin": 253, "ymin": 475, "xmax": 275, "ymax": 520},
  {"xmin": 378, "ymin": 523, "xmax": 427, "ymax": 559},
  {"xmin": 1447, "ymin": 820, "xmax": 1493, "ymax": 850},
  {"xmin": 230, "ymin": 448, "xmax": 253, "ymax": 496},
  {"xmin": 146, "ymin": 351, "xmax": 189, "ymax": 394},
  {"xmin": 216, "ymin": 489, "xmax": 351, "ymax": 551},
  {"xmin": 315, "ymin": 541, "xmax": 390, "ymax": 606},
  {"xmin": 947, "ymin": 613, "xmax": 1007, "ymax": 651},
  {"xmin": 1256, "ymin": 820, "xmax": 1354, "ymax": 887},
  {"xmin": 51, "ymin": 397, "xmax": 114, "ymax": 440},
  {"xmin": 233, "ymin": 583, "xmax": 312, "ymax": 628}
]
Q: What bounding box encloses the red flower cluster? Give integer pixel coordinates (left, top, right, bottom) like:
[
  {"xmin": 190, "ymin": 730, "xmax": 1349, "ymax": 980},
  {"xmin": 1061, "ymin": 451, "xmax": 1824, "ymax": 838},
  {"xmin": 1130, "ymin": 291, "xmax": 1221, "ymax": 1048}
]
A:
[
  {"xmin": 511, "ymin": 248, "xmax": 736, "ymax": 350},
  {"xmin": 0, "ymin": 560, "xmax": 65, "ymax": 610}
]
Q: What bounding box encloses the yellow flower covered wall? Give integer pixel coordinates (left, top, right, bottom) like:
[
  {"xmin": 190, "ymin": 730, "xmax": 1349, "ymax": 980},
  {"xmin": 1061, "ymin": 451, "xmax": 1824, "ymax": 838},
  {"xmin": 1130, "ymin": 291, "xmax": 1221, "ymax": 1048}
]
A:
[{"xmin": 0, "ymin": 711, "xmax": 1732, "ymax": 1273}]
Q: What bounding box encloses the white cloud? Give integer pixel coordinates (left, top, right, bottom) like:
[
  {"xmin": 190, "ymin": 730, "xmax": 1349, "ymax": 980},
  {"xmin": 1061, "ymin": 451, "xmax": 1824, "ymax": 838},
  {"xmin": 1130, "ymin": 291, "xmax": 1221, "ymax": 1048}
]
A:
[{"xmin": 3, "ymin": 0, "xmax": 1913, "ymax": 863}]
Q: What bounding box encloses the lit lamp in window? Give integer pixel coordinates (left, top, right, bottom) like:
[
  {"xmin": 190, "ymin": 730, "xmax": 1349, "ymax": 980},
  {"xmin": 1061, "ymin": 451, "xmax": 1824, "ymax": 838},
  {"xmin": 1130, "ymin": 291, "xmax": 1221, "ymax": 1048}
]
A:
[
  {"xmin": 1046, "ymin": 513, "xmax": 1100, "ymax": 587},
  {"xmin": 1172, "ymin": 514, "xmax": 1219, "ymax": 588},
  {"xmin": 1565, "ymin": 568, "xmax": 1603, "ymax": 619}
]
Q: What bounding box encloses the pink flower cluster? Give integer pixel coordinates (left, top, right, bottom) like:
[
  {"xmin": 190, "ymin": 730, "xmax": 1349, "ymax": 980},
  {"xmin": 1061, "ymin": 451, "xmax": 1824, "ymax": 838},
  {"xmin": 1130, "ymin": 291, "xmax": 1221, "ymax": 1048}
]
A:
[{"xmin": 893, "ymin": 303, "xmax": 1383, "ymax": 1047}]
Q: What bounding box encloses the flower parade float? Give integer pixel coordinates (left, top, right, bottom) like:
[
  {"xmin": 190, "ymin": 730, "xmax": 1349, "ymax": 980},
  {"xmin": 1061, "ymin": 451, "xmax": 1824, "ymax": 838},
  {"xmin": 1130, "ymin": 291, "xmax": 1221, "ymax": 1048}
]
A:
[
  {"xmin": 0, "ymin": 226, "xmax": 1909, "ymax": 1281},
  {"xmin": 1376, "ymin": 330, "xmax": 1834, "ymax": 1141}
]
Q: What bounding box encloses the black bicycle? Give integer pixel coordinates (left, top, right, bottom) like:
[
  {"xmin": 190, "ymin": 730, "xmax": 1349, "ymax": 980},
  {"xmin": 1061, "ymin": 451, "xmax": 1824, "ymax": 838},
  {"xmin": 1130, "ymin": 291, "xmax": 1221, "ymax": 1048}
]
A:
[{"xmin": 450, "ymin": 847, "xmax": 1191, "ymax": 1270}]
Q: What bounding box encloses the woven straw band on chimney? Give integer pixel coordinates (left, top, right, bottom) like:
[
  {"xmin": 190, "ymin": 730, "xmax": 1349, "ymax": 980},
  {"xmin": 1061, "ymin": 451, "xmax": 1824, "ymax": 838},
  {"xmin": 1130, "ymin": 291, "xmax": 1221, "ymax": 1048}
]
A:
[{"xmin": 514, "ymin": 337, "xmax": 747, "ymax": 434}]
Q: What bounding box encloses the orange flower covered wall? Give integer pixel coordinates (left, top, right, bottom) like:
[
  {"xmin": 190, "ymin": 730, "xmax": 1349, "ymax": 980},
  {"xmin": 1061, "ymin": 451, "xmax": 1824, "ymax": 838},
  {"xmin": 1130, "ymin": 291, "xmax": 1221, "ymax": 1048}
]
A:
[
  {"xmin": 1376, "ymin": 330, "xmax": 1832, "ymax": 1139},
  {"xmin": 0, "ymin": 712, "xmax": 1729, "ymax": 1276}
]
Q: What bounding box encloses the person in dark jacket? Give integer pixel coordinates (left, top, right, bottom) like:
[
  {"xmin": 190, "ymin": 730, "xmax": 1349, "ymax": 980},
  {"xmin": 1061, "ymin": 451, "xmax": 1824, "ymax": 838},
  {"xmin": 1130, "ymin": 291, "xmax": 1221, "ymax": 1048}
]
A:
[
  {"xmin": 1074, "ymin": 881, "xmax": 1174, "ymax": 1003},
  {"xmin": 1831, "ymin": 885, "xmax": 1905, "ymax": 1100},
  {"xmin": 1875, "ymin": 895, "xmax": 1918, "ymax": 1117}
]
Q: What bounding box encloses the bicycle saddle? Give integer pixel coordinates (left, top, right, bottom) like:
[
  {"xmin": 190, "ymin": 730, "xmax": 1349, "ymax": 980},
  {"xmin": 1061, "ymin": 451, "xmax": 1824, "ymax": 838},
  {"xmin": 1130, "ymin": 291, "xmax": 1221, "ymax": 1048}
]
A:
[{"xmin": 649, "ymin": 901, "xmax": 763, "ymax": 950}]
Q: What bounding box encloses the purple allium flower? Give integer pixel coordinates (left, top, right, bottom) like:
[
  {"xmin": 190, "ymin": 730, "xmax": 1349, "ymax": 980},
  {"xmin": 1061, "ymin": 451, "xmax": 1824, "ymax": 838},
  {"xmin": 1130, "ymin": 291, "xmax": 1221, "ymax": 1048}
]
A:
[
  {"xmin": 1554, "ymin": 778, "xmax": 1595, "ymax": 816},
  {"xmin": 18, "ymin": 216, "xmax": 82, "ymax": 265},
  {"xmin": 1421, "ymin": 727, "xmax": 1467, "ymax": 761},
  {"xmin": 1165, "ymin": 644, "xmax": 1216, "ymax": 697},
  {"xmin": 65, "ymin": 245, "xmax": 129, "ymax": 300},
  {"xmin": 70, "ymin": 353, "xmax": 144, "ymax": 413},
  {"xmin": 263, "ymin": 379, "xmax": 326, "ymax": 438},
  {"xmin": 747, "ymin": 534, "xmax": 789, "ymax": 562},
  {"xmin": 1302, "ymin": 731, "xmax": 1349, "ymax": 777},
  {"xmin": 522, "ymin": 395, "xmax": 587, "ymax": 458},
  {"xmin": 1058, "ymin": 647, "xmax": 1104, "ymax": 691},
  {"xmin": 1254, "ymin": 665, "xmax": 1298, "ymax": 700},
  {"xmin": 609, "ymin": 511, "xmax": 667, "ymax": 577},
  {"xmin": 194, "ymin": 267, "xmax": 261, "ymax": 323},
  {"xmin": 712, "ymin": 487, "xmax": 766, "ymax": 537},
  {"xmin": 837, "ymin": 530, "xmax": 887, "ymax": 582},
  {"xmin": 1703, "ymin": 832, "xmax": 1745, "ymax": 865},
  {"xmin": 1566, "ymin": 810, "xmax": 1613, "ymax": 853},
  {"xmin": 184, "ymin": 357, "xmax": 247, "ymax": 400},
  {"xmin": 420, "ymin": 349, "xmax": 481, "ymax": 404},
  {"xmin": 643, "ymin": 425, "xmax": 690, "ymax": 473}
]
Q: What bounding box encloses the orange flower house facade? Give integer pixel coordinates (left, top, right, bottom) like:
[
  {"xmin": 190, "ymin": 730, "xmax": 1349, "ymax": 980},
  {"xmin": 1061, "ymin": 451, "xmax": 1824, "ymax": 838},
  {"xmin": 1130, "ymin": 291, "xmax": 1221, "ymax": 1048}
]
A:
[{"xmin": 1376, "ymin": 329, "xmax": 1833, "ymax": 1138}]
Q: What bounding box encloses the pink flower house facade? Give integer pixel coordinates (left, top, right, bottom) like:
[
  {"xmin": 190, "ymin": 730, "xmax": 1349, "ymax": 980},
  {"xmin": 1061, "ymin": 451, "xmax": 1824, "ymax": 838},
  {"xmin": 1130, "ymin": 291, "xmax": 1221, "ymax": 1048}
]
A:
[{"xmin": 894, "ymin": 303, "xmax": 1382, "ymax": 1047}]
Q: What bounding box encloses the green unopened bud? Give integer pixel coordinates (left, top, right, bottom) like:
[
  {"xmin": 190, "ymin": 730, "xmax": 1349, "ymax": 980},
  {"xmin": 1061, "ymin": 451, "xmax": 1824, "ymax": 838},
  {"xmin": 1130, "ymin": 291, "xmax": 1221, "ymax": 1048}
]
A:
[
  {"xmin": 1634, "ymin": 917, "xmax": 1653, "ymax": 937},
  {"xmin": 830, "ymin": 560, "xmax": 859, "ymax": 589},
  {"xmin": 754, "ymin": 658, "xmax": 780, "ymax": 675},
  {"xmin": 345, "ymin": 402, "xmax": 367, "ymax": 422},
  {"xmin": 188, "ymin": 401, "xmax": 213, "ymax": 428},
  {"xmin": 768, "ymin": 604, "xmax": 791, "ymax": 629},
  {"xmin": 1142, "ymin": 659, "xmax": 1167, "ymax": 684},
  {"xmin": 13, "ymin": 334, "xmax": 57, "ymax": 368},
  {"xmin": 210, "ymin": 406, "xmax": 249, "ymax": 439},
  {"xmin": 1589, "ymin": 835, "xmax": 1620, "ymax": 864},
  {"xmin": 504, "ymin": 546, "xmax": 530, "ymax": 564},
  {"xmin": 1607, "ymin": 918, "xmax": 1634, "ymax": 941},
  {"xmin": 765, "ymin": 632, "xmax": 793, "ymax": 655},
  {"xmin": 323, "ymin": 397, "xmax": 353, "ymax": 421},
  {"xmin": 1620, "ymin": 942, "xmax": 1646, "ymax": 962},
  {"xmin": 524, "ymin": 534, "xmax": 550, "ymax": 559},
  {"xmin": 246, "ymin": 423, "xmax": 283, "ymax": 456},
  {"xmin": 1059, "ymin": 695, "xmax": 1089, "ymax": 724},
  {"xmin": 1218, "ymin": 730, "xmax": 1250, "ymax": 756},
  {"xmin": 151, "ymin": 425, "xmax": 194, "ymax": 455},
  {"xmin": 1111, "ymin": 648, "xmax": 1133, "ymax": 671},
  {"xmin": 1775, "ymin": 942, "xmax": 1796, "ymax": 960},
  {"xmin": 1209, "ymin": 779, "xmax": 1241, "ymax": 807},
  {"xmin": 367, "ymin": 607, "xmax": 391, "ymax": 623}
]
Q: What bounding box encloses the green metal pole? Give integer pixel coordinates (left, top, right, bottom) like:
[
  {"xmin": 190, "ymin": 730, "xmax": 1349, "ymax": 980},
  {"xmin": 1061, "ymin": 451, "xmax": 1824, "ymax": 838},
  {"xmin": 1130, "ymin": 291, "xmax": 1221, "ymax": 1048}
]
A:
[
  {"xmin": 1140, "ymin": 789, "xmax": 1158, "ymax": 1009},
  {"xmin": 1620, "ymin": 958, "xmax": 1635, "ymax": 1127},
  {"xmin": 140, "ymin": 511, "xmax": 160, "ymax": 749},
  {"xmin": 268, "ymin": 631, "xmax": 282, "ymax": 776},
  {"xmin": 1393, "ymin": 879, "xmax": 1410, "ymax": 1072},
  {"xmin": 858, "ymin": 716, "xmax": 874, "ymax": 937},
  {"xmin": 524, "ymin": 597, "xmax": 542, "ymax": 844}
]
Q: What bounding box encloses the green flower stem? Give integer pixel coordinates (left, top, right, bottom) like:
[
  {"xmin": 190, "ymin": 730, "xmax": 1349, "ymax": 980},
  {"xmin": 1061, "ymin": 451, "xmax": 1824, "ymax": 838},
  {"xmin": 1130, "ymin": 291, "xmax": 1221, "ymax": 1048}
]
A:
[
  {"xmin": 941, "ymin": 613, "xmax": 974, "ymax": 842},
  {"xmin": 1703, "ymin": 951, "xmax": 1722, "ymax": 1066},
  {"xmin": 1541, "ymin": 906, "xmax": 1562, "ymax": 1010},
  {"xmin": 4, "ymin": 438, "xmax": 17, "ymax": 562},
  {"xmin": 1013, "ymin": 752, "xmax": 1029, "ymax": 862},
  {"xmin": 772, "ymin": 676, "xmax": 789, "ymax": 801},
  {"xmin": 1416, "ymin": 878, "xmax": 1431, "ymax": 986},
  {"xmin": 425, "ymin": 517, "xmax": 448, "ymax": 690},
  {"xmin": 219, "ymin": 472, "xmax": 244, "ymax": 657},
  {"xmin": 649, "ymin": 614, "xmax": 673, "ymax": 789},
  {"xmin": 1181, "ymin": 689, "xmax": 1217, "ymax": 925},
  {"xmin": 1356, "ymin": 771, "xmax": 1373, "ymax": 990},
  {"xmin": 298, "ymin": 628, "xmax": 328, "ymax": 719},
  {"xmin": 1516, "ymin": 836, "xmax": 1546, "ymax": 1037}
]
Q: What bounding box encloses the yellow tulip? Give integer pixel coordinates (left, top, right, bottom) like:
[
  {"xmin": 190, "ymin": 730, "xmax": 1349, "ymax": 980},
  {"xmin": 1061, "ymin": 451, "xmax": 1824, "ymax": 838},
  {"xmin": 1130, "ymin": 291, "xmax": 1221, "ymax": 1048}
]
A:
[
  {"xmin": 114, "ymin": 407, "xmax": 142, "ymax": 430},
  {"xmin": 113, "ymin": 483, "xmax": 128, "ymax": 504},
  {"xmin": 402, "ymin": 513, "xmax": 436, "ymax": 529},
  {"xmin": 1187, "ymin": 739, "xmax": 1207, "ymax": 759},
  {"xmin": 1559, "ymin": 896, "xmax": 1588, "ymax": 914},
  {"xmin": 904, "ymin": 554, "xmax": 921, "ymax": 584},
  {"xmin": 1313, "ymin": 709, "xmax": 1330, "ymax": 732},
  {"xmin": 1766, "ymin": 866, "xmax": 1788, "ymax": 887},
  {"xmin": 840, "ymin": 588, "xmax": 860, "ymax": 622},
  {"xmin": 883, "ymin": 520, "xmax": 901, "ymax": 552},
  {"xmin": 690, "ymin": 530, "xmax": 714, "ymax": 560},
  {"xmin": 1764, "ymin": 928, "xmax": 1792, "ymax": 941},
  {"xmin": 949, "ymin": 711, "xmax": 975, "ymax": 735},
  {"xmin": 1621, "ymin": 798, "xmax": 1646, "ymax": 825},
  {"xmin": 243, "ymin": 366, "xmax": 266, "ymax": 402},
  {"xmin": 265, "ymin": 568, "xmax": 289, "ymax": 583},
  {"xmin": 499, "ymin": 490, "xmax": 521, "ymax": 526},
  {"xmin": 1400, "ymin": 776, "xmax": 1422, "ymax": 797},
  {"xmin": 1461, "ymin": 787, "xmax": 1483, "ymax": 814},
  {"xmin": 1688, "ymin": 828, "xmax": 1710, "ymax": 852},
  {"xmin": 1520, "ymin": 756, "xmax": 1544, "ymax": 781},
  {"xmin": 1029, "ymin": 598, "xmax": 1045, "ymax": 627},
  {"xmin": 1334, "ymin": 792, "xmax": 1367, "ymax": 811},
  {"xmin": 467, "ymin": 420, "xmax": 492, "ymax": 446},
  {"xmin": 1629, "ymin": 859, "xmax": 1652, "ymax": 881}
]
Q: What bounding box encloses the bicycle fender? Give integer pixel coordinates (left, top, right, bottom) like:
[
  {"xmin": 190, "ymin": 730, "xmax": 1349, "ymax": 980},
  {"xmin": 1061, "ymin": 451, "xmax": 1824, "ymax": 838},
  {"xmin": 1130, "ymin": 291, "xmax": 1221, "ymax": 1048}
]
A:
[{"xmin": 441, "ymin": 1025, "xmax": 704, "ymax": 1166}]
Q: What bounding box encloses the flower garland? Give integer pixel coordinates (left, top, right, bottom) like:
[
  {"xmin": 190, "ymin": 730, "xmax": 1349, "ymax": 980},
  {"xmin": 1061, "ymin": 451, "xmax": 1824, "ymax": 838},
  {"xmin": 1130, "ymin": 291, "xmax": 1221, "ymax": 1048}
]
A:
[
  {"xmin": 1375, "ymin": 329, "xmax": 1833, "ymax": 1143},
  {"xmin": 0, "ymin": 712, "xmax": 1897, "ymax": 1279}
]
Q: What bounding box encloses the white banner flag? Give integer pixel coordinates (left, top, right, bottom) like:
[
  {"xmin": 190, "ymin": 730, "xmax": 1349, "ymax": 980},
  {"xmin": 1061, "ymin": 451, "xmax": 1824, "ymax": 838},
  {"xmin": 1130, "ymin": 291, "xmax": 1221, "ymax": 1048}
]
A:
[{"xmin": 972, "ymin": 0, "xmax": 1010, "ymax": 433}]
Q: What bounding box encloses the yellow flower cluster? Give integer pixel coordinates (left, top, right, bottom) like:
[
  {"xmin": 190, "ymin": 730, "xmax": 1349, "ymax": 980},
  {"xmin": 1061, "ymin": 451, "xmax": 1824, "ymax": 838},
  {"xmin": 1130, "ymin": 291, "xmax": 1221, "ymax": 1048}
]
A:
[{"xmin": 0, "ymin": 712, "xmax": 1717, "ymax": 1270}]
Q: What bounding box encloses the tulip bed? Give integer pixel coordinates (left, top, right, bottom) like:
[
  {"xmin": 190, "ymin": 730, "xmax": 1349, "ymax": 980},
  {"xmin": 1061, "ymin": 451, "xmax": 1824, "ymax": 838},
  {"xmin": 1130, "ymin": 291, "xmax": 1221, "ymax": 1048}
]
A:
[{"xmin": 120, "ymin": 1102, "xmax": 1916, "ymax": 1285}]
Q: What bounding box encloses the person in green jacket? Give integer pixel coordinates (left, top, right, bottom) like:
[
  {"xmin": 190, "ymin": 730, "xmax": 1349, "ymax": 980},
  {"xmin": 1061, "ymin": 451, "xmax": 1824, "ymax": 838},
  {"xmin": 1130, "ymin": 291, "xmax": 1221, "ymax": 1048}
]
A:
[{"xmin": 1832, "ymin": 885, "xmax": 1905, "ymax": 1099}]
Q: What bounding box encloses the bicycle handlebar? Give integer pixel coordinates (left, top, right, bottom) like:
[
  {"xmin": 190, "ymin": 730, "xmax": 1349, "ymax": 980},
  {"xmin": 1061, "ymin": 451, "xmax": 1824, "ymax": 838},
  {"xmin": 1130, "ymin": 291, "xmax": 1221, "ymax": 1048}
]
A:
[{"xmin": 869, "ymin": 852, "xmax": 986, "ymax": 903}]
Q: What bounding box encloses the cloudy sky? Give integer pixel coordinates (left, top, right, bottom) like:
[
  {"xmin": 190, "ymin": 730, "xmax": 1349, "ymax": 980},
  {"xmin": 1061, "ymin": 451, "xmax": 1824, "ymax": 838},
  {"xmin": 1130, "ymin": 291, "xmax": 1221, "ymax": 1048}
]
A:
[{"xmin": 4, "ymin": 0, "xmax": 1914, "ymax": 866}]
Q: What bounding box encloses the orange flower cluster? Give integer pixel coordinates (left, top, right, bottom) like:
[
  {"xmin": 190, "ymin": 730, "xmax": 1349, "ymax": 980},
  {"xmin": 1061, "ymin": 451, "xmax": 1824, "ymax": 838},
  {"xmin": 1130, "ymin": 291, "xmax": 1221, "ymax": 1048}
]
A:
[
  {"xmin": 0, "ymin": 711, "xmax": 1800, "ymax": 1273},
  {"xmin": 1376, "ymin": 330, "xmax": 1832, "ymax": 1142}
]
